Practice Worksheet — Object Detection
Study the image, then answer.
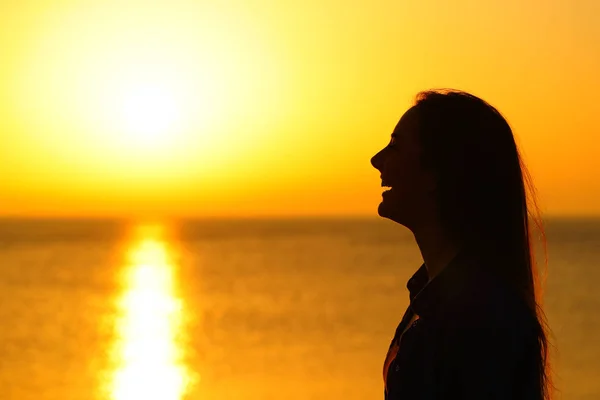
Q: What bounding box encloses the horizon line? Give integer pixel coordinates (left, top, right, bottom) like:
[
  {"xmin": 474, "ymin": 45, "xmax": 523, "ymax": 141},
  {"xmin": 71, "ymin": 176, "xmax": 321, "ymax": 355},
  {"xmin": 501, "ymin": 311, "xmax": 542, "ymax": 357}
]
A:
[{"xmin": 1, "ymin": 213, "xmax": 599, "ymax": 222}]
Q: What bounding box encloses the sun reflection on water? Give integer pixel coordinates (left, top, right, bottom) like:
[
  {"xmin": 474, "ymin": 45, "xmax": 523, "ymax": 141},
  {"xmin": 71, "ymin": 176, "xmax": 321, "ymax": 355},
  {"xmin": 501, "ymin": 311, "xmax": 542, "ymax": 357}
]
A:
[{"xmin": 111, "ymin": 227, "xmax": 193, "ymax": 400}]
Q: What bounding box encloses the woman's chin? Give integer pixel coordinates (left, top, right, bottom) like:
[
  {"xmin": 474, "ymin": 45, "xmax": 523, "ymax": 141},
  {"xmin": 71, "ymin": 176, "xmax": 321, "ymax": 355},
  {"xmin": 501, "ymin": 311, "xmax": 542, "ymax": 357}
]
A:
[
  {"xmin": 378, "ymin": 198, "xmax": 410, "ymax": 227},
  {"xmin": 378, "ymin": 199, "xmax": 394, "ymax": 219}
]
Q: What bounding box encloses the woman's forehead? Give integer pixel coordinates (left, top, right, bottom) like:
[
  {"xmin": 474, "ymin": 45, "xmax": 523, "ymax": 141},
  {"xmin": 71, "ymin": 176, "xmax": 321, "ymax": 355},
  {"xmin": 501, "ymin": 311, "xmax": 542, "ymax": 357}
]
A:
[{"xmin": 393, "ymin": 107, "xmax": 419, "ymax": 138}]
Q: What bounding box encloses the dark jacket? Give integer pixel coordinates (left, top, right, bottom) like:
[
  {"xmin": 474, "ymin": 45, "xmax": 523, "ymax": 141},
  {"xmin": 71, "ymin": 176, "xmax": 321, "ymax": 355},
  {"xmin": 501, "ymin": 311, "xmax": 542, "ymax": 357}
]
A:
[{"xmin": 383, "ymin": 249, "xmax": 540, "ymax": 399}]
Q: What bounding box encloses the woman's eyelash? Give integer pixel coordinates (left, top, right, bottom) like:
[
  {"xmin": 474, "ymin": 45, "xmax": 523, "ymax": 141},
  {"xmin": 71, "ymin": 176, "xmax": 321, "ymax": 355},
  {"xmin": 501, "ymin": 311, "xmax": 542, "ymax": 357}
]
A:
[{"xmin": 386, "ymin": 135, "xmax": 397, "ymax": 149}]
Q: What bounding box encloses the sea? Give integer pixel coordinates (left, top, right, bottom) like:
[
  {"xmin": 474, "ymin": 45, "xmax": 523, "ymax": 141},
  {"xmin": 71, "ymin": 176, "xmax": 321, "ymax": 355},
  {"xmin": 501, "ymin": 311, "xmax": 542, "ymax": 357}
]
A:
[{"xmin": 0, "ymin": 216, "xmax": 598, "ymax": 400}]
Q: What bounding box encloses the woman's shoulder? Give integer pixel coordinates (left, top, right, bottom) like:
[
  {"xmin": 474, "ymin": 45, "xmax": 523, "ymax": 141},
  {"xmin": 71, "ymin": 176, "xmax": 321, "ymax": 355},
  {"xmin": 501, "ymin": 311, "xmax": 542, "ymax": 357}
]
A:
[{"xmin": 444, "ymin": 265, "xmax": 537, "ymax": 332}]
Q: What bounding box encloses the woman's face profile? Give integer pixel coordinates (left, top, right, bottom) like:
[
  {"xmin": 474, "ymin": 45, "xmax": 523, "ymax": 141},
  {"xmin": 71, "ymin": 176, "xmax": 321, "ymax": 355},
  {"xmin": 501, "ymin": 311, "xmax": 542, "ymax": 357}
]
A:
[{"xmin": 370, "ymin": 107, "xmax": 436, "ymax": 229}]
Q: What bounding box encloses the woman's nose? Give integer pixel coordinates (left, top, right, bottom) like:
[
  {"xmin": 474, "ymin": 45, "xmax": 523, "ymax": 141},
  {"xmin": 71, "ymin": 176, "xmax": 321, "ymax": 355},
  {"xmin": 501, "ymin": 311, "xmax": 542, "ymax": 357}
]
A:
[{"xmin": 371, "ymin": 149, "xmax": 384, "ymax": 171}]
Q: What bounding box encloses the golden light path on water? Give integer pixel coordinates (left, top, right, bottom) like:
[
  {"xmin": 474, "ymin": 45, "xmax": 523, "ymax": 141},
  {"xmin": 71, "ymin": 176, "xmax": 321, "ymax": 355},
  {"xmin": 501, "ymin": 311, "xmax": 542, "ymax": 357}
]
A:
[{"xmin": 110, "ymin": 225, "xmax": 194, "ymax": 400}]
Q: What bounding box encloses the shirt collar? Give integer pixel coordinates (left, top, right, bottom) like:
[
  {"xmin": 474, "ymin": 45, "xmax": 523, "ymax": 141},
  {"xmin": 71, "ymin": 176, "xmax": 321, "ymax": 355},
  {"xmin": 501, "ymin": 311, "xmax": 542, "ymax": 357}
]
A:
[
  {"xmin": 407, "ymin": 263, "xmax": 429, "ymax": 301},
  {"xmin": 407, "ymin": 248, "xmax": 476, "ymax": 318}
]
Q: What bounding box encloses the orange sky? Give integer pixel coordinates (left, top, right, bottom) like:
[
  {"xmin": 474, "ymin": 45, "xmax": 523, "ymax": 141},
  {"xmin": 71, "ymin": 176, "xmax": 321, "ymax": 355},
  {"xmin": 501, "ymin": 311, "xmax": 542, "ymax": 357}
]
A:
[{"xmin": 1, "ymin": 0, "xmax": 599, "ymax": 218}]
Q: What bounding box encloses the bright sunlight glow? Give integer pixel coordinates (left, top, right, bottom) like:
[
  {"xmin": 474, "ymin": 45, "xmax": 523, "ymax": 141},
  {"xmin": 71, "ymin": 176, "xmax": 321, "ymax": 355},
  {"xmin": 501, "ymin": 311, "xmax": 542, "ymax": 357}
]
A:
[
  {"xmin": 119, "ymin": 84, "xmax": 181, "ymax": 146},
  {"xmin": 10, "ymin": 3, "xmax": 287, "ymax": 185},
  {"xmin": 111, "ymin": 232, "xmax": 193, "ymax": 400}
]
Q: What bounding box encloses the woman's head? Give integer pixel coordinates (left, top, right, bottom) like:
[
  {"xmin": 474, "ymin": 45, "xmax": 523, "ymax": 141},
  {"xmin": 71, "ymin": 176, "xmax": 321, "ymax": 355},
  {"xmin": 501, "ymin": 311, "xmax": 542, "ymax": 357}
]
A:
[
  {"xmin": 371, "ymin": 88, "xmax": 552, "ymax": 399},
  {"xmin": 373, "ymin": 90, "xmax": 526, "ymax": 240},
  {"xmin": 372, "ymin": 89, "xmax": 542, "ymax": 266}
]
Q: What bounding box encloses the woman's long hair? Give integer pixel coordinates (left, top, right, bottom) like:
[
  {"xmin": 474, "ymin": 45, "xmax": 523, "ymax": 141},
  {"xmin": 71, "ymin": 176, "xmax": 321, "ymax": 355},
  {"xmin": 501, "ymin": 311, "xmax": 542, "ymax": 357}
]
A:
[{"xmin": 412, "ymin": 89, "xmax": 552, "ymax": 400}]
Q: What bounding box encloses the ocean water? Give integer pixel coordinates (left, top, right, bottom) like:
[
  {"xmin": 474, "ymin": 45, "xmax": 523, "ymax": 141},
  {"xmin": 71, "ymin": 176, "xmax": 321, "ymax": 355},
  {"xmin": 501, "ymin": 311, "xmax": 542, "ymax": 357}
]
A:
[{"xmin": 0, "ymin": 217, "xmax": 598, "ymax": 400}]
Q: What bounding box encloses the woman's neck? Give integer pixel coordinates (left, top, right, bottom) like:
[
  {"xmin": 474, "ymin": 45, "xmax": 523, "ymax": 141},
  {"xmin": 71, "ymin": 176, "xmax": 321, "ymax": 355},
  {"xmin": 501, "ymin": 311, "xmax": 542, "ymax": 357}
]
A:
[{"xmin": 412, "ymin": 222, "xmax": 462, "ymax": 281}]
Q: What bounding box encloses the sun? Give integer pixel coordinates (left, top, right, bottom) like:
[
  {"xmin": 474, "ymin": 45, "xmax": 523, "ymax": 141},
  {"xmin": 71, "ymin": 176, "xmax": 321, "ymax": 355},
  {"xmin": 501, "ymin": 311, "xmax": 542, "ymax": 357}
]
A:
[
  {"xmin": 14, "ymin": 2, "xmax": 287, "ymax": 176},
  {"xmin": 118, "ymin": 83, "xmax": 182, "ymax": 148}
]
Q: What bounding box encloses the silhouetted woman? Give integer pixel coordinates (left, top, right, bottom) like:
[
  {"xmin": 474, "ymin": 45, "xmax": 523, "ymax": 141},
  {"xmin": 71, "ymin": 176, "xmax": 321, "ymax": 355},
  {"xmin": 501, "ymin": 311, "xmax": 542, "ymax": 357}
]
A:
[{"xmin": 371, "ymin": 89, "xmax": 552, "ymax": 400}]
